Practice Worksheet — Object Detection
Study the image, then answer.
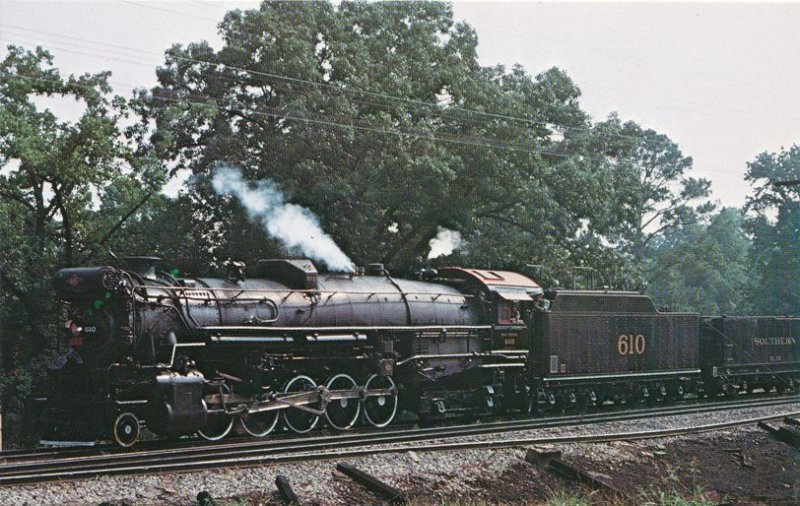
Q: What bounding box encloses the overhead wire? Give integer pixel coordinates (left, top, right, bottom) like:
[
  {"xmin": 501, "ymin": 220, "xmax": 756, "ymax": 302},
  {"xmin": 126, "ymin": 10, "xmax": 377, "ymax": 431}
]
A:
[
  {"xmin": 117, "ymin": 0, "xmax": 223, "ymax": 23},
  {"xmin": 0, "ymin": 24, "xmax": 760, "ymax": 168},
  {"xmin": 0, "ymin": 30, "xmax": 598, "ymax": 153},
  {"xmin": 0, "ymin": 23, "xmax": 581, "ymax": 132},
  {"xmin": 90, "ymin": 3, "xmax": 798, "ymax": 123},
  {"xmin": 1, "ymin": 0, "xmax": 762, "ymax": 175},
  {"xmin": 0, "ymin": 51, "xmax": 752, "ymax": 173},
  {"xmin": 0, "ymin": 63, "xmax": 772, "ymax": 300},
  {"xmin": 0, "ymin": 67, "xmax": 750, "ymax": 177},
  {"xmin": 1, "ymin": 0, "xmax": 770, "ymax": 196},
  {"xmin": 0, "ymin": 32, "xmax": 602, "ymax": 160},
  {"xmin": 0, "ymin": 70, "xmax": 575, "ymax": 158},
  {"xmin": 0, "ymin": 29, "xmax": 555, "ymax": 143},
  {"xmin": 0, "ymin": 22, "xmax": 715, "ymax": 146}
]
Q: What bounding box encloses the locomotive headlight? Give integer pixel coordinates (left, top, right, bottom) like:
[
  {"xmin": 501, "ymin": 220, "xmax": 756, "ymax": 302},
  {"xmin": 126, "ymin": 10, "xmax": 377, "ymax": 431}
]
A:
[
  {"xmin": 65, "ymin": 319, "xmax": 85, "ymax": 347},
  {"xmin": 69, "ymin": 321, "xmax": 83, "ymax": 336}
]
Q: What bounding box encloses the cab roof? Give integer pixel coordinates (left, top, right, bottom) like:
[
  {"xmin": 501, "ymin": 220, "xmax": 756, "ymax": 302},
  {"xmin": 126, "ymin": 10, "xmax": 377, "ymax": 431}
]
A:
[{"xmin": 438, "ymin": 267, "xmax": 543, "ymax": 301}]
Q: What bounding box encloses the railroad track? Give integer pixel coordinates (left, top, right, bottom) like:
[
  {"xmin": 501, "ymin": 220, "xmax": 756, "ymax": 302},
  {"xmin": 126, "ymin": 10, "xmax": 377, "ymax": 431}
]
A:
[
  {"xmin": 1, "ymin": 390, "xmax": 791, "ymax": 464},
  {"xmin": 0, "ymin": 394, "xmax": 797, "ymax": 486}
]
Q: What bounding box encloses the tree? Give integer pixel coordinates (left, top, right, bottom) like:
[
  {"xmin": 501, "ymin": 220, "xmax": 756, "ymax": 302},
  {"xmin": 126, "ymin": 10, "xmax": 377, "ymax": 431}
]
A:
[
  {"xmin": 132, "ymin": 1, "xmax": 593, "ymax": 274},
  {"xmin": 587, "ymin": 114, "xmax": 713, "ymax": 265},
  {"xmin": 0, "ymin": 45, "xmax": 161, "ymax": 444},
  {"xmin": 646, "ymin": 208, "xmax": 750, "ymax": 314},
  {"xmin": 744, "ymin": 145, "xmax": 800, "ymax": 315}
]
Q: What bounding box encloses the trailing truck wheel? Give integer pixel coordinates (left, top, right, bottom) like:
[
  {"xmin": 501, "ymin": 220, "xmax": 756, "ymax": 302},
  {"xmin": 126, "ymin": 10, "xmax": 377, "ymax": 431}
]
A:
[
  {"xmin": 113, "ymin": 412, "xmax": 140, "ymax": 448},
  {"xmin": 704, "ymin": 381, "xmax": 721, "ymax": 398},
  {"xmin": 198, "ymin": 412, "xmax": 235, "ymax": 441},
  {"xmin": 363, "ymin": 374, "xmax": 398, "ymax": 428},
  {"xmin": 282, "ymin": 375, "xmax": 321, "ymax": 434},
  {"xmin": 325, "ymin": 374, "xmax": 361, "ymax": 431},
  {"xmin": 240, "ymin": 409, "xmax": 281, "ymax": 438}
]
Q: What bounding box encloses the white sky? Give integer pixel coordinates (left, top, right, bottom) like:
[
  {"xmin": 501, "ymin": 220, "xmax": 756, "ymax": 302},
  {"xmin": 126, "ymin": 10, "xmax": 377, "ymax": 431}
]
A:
[{"xmin": 1, "ymin": 1, "xmax": 798, "ymax": 207}]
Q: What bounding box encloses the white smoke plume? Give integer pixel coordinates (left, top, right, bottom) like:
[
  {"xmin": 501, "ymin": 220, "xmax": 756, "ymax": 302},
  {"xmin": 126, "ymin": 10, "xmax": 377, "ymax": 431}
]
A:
[
  {"xmin": 211, "ymin": 166, "xmax": 355, "ymax": 272},
  {"xmin": 428, "ymin": 227, "xmax": 463, "ymax": 259}
]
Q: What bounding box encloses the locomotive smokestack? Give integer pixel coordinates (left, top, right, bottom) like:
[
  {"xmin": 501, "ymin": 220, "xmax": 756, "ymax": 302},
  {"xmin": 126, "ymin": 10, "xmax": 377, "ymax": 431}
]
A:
[{"xmin": 124, "ymin": 256, "xmax": 160, "ymax": 279}]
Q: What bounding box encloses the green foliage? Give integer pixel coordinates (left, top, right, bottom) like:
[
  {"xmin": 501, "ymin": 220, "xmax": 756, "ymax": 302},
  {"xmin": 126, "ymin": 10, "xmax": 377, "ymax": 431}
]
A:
[
  {"xmin": 131, "ymin": 1, "xmax": 610, "ymax": 275},
  {"xmin": 0, "ymin": 45, "xmax": 165, "ymax": 444},
  {"xmin": 646, "ymin": 208, "xmax": 750, "ymax": 314},
  {"xmin": 640, "ymin": 486, "xmax": 719, "ymax": 506},
  {"xmin": 129, "ymin": 1, "xmax": 711, "ymax": 289},
  {"xmin": 586, "ymin": 114, "xmax": 713, "ymax": 265},
  {"xmin": 547, "ymin": 490, "xmax": 594, "ymax": 506},
  {"xmin": 744, "ymin": 145, "xmax": 800, "ymax": 315}
]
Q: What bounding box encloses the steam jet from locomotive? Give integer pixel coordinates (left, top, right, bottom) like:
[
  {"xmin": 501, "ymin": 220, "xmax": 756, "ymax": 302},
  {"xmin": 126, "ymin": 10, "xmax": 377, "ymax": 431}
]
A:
[{"xmin": 44, "ymin": 256, "xmax": 799, "ymax": 447}]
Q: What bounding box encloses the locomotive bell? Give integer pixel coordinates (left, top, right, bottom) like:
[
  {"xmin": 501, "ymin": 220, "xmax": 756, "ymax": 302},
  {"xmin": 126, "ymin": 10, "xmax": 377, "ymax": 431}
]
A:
[
  {"xmin": 225, "ymin": 261, "xmax": 246, "ymax": 283},
  {"xmin": 365, "ymin": 263, "xmax": 386, "ymax": 276}
]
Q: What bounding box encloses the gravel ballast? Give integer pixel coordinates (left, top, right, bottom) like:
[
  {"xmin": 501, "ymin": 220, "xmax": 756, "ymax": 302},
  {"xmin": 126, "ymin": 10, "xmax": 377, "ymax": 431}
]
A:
[{"xmin": 1, "ymin": 401, "xmax": 798, "ymax": 505}]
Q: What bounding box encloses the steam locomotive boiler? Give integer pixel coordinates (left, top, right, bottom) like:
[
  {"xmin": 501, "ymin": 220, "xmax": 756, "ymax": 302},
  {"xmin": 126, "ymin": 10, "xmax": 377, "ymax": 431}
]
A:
[{"xmin": 43, "ymin": 257, "xmax": 542, "ymax": 446}]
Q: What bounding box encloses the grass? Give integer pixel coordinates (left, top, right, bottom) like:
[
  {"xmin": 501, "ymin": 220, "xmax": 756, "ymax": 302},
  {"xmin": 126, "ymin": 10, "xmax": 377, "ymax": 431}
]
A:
[
  {"xmin": 547, "ymin": 490, "xmax": 595, "ymax": 506},
  {"xmin": 543, "ymin": 484, "xmax": 720, "ymax": 506},
  {"xmin": 639, "ymin": 486, "xmax": 720, "ymax": 506}
]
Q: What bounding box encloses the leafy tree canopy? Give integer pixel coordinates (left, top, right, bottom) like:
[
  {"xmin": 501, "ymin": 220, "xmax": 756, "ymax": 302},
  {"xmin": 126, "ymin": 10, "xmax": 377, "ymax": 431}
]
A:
[
  {"xmin": 744, "ymin": 144, "xmax": 800, "ymax": 315},
  {"xmin": 646, "ymin": 208, "xmax": 749, "ymax": 314},
  {"xmin": 0, "ymin": 45, "xmax": 164, "ymax": 444},
  {"xmin": 132, "ymin": 1, "xmax": 612, "ymax": 274}
]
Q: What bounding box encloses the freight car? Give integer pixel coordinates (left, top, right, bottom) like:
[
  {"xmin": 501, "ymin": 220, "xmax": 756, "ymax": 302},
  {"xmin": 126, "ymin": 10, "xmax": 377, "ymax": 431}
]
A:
[{"xmin": 701, "ymin": 316, "xmax": 800, "ymax": 395}]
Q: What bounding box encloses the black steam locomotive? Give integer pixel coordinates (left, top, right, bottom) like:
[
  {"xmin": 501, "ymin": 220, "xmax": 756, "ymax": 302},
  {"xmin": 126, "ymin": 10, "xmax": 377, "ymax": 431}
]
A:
[{"xmin": 41, "ymin": 257, "xmax": 799, "ymax": 447}]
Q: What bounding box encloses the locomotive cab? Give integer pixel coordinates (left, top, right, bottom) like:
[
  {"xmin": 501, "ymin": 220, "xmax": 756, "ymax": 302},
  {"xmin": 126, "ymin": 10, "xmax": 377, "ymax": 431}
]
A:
[{"xmin": 433, "ymin": 268, "xmax": 542, "ymax": 413}]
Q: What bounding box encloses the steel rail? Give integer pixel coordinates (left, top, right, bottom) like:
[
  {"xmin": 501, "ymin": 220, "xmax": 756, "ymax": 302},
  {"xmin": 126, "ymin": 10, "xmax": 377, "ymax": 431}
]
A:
[
  {"xmin": 4, "ymin": 404, "xmax": 798, "ymax": 486},
  {"xmin": 0, "ymin": 394, "xmax": 783, "ymax": 465},
  {"xmin": 1, "ymin": 392, "xmax": 793, "ymax": 465},
  {"xmin": 1, "ymin": 393, "xmax": 794, "ymax": 467},
  {"xmin": 0, "ymin": 395, "xmax": 796, "ymax": 486}
]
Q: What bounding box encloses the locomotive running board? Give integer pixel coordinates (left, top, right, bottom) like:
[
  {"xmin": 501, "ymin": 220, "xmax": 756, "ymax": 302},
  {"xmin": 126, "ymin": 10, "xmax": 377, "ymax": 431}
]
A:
[{"xmin": 204, "ymin": 325, "xmax": 492, "ymax": 332}]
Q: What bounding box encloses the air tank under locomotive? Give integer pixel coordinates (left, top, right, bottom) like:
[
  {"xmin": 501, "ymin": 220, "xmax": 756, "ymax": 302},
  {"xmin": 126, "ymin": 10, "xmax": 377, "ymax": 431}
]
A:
[{"xmin": 43, "ymin": 257, "xmax": 542, "ymax": 446}]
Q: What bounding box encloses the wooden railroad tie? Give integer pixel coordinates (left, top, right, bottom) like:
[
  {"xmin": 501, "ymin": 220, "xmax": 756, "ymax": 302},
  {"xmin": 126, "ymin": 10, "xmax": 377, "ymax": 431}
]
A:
[
  {"xmin": 758, "ymin": 421, "xmax": 800, "ymax": 449},
  {"xmin": 196, "ymin": 491, "xmax": 216, "ymax": 506},
  {"xmin": 275, "ymin": 474, "xmax": 300, "ymax": 505},
  {"xmin": 525, "ymin": 448, "xmax": 623, "ymax": 496},
  {"xmin": 524, "ymin": 448, "xmax": 562, "ymax": 466},
  {"xmin": 336, "ymin": 461, "xmax": 406, "ymax": 504}
]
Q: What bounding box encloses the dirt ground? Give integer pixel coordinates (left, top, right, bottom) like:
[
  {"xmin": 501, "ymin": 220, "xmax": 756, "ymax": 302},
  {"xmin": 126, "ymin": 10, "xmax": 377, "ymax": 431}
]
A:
[{"xmin": 222, "ymin": 425, "xmax": 799, "ymax": 505}]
